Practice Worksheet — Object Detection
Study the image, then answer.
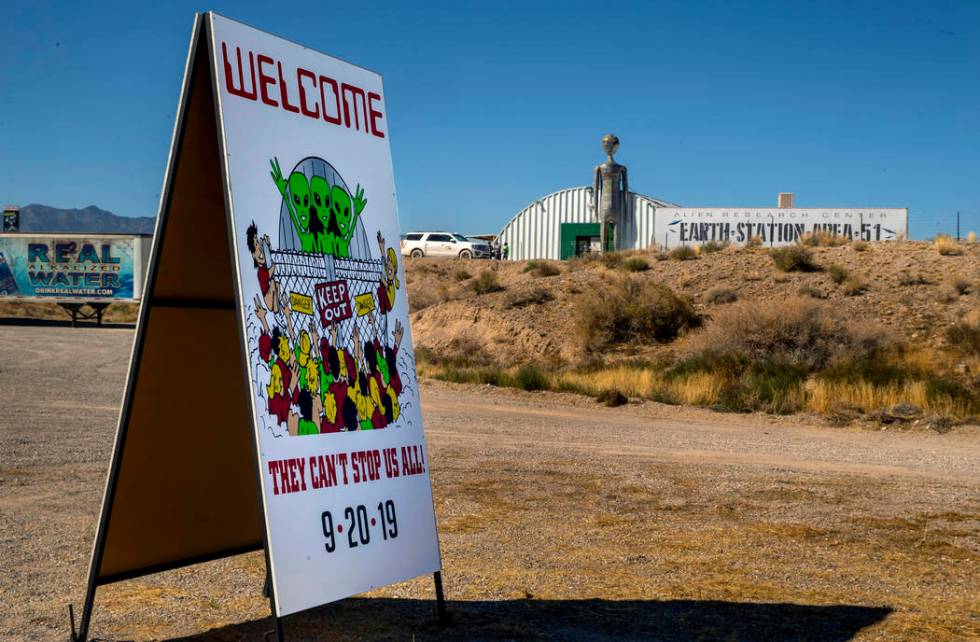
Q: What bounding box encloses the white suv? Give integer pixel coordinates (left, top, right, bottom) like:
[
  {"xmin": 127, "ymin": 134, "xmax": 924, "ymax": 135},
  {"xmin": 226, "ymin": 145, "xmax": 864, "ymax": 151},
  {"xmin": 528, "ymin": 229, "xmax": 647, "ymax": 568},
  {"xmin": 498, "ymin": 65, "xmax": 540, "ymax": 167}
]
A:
[{"xmin": 400, "ymin": 232, "xmax": 491, "ymax": 259}]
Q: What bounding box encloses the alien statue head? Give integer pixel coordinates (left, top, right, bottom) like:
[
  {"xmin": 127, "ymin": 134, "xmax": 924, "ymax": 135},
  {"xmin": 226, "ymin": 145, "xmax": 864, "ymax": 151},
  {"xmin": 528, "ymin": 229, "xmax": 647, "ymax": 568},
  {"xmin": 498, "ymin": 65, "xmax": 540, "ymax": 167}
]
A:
[{"xmin": 602, "ymin": 133, "xmax": 620, "ymax": 161}]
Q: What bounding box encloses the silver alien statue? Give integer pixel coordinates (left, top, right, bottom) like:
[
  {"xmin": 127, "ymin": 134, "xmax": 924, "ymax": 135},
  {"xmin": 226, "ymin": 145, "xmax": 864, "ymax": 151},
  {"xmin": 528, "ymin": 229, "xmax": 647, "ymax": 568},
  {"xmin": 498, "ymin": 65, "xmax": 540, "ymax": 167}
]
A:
[{"xmin": 593, "ymin": 134, "xmax": 629, "ymax": 254}]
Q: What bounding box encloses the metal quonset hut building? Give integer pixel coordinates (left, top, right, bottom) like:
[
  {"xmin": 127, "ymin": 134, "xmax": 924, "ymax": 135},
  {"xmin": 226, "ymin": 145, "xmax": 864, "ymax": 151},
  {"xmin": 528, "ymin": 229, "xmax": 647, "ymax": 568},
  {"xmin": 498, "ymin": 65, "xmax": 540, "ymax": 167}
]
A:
[{"xmin": 497, "ymin": 186, "xmax": 677, "ymax": 261}]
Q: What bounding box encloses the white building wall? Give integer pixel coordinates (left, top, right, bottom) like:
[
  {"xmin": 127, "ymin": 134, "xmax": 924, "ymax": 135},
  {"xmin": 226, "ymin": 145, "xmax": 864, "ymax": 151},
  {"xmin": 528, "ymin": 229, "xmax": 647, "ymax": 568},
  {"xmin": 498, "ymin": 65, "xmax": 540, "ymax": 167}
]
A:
[{"xmin": 498, "ymin": 186, "xmax": 674, "ymax": 260}]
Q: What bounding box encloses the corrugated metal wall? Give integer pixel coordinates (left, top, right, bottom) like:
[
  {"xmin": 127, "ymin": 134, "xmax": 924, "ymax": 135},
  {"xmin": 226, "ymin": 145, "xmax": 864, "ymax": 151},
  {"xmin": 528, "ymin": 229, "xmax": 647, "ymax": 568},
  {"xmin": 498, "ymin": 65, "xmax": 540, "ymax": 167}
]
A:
[{"xmin": 498, "ymin": 186, "xmax": 675, "ymax": 260}]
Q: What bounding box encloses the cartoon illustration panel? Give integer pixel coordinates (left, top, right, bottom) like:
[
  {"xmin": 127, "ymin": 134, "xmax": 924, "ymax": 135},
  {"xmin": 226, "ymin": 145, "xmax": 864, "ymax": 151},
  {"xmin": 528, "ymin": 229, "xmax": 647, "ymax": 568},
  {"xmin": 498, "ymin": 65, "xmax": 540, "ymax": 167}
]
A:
[{"xmin": 244, "ymin": 156, "xmax": 415, "ymax": 439}]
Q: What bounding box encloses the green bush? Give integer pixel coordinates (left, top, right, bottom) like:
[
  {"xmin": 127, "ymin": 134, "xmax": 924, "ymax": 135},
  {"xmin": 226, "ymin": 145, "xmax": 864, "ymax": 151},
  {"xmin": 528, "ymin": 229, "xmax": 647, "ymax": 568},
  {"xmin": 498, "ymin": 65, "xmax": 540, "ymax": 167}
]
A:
[
  {"xmin": 513, "ymin": 364, "xmax": 548, "ymax": 391},
  {"xmin": 770, "ymin": 246, "xmax": 818, "ymax": 272},
  {"xmin": 470, "ymin": 270, "xmax": 503, "ymax": 294},
  {"xmin": 576, "ymin": 275, "xmax": 699, "ymax": 350}
]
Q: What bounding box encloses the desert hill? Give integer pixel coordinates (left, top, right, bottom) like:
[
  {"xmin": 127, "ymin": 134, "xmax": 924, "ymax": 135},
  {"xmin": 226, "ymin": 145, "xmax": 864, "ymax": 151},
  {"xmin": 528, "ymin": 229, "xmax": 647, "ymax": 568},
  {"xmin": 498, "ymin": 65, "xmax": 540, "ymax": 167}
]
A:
[
  {"xmin": 407, "ymin": 241, "xmax": 978, "ymax": 364},
  {"xmin": 405, "ymin": 240, "xmax": 979, "ymax": 421}
]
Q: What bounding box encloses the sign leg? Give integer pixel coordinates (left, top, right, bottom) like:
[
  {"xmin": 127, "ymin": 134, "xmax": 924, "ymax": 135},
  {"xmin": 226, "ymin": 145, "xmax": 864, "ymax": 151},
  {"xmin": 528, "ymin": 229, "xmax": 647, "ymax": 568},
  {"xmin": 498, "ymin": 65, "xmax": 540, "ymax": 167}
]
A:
[{"xmin": 433, "ymin": 571, "xmax": 451, "ymax": 626}]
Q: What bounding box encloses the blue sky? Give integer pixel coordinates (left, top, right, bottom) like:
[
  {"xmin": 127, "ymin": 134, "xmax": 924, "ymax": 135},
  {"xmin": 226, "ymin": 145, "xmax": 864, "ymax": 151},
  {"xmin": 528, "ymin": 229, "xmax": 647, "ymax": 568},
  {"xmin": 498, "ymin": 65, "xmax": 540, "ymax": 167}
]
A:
[{"xmin": 1, "ymin": 1, "xmax": 977, "ymax": 239}]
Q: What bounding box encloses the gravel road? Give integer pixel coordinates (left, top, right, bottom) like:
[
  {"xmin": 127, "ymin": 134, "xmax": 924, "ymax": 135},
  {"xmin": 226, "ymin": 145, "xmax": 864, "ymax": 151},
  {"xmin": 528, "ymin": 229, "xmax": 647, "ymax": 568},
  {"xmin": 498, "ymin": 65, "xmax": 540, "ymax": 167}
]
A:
[{"xmin": 1, "ymin": 325, "xmax": 977, "ymax": 641}]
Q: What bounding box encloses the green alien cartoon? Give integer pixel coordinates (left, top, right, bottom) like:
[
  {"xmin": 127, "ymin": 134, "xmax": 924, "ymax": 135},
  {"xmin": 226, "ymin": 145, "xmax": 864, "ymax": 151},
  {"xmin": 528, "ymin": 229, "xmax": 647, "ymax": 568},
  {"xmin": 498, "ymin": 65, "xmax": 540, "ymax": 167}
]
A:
[
  {"xmin": 329, "ymin": 184, "xmax": 367, "ymax": 257},
  {"xmin": 270, "ymin": 157, "xmax": 317, "ymax": 252},
  {"xmin": 309, "ymin": 175, "xmax": 335, "ymax": 255}
]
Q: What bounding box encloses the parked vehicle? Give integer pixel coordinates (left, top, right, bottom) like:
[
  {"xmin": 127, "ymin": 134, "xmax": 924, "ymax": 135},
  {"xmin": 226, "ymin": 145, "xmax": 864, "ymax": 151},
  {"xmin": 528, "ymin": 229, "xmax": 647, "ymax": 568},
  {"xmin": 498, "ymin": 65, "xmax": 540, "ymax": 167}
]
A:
[{"xmin": 400, "ymin": 232, "xmax": 491, "ymax": 259}]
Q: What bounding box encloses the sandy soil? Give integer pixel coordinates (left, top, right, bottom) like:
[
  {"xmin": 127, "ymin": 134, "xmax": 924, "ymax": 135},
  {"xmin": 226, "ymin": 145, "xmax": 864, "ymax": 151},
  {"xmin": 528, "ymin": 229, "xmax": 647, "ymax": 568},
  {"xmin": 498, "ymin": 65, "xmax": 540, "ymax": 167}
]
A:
[{"xmin": 0, "ymin": 325, "xmax": 978, "ymax": 641}]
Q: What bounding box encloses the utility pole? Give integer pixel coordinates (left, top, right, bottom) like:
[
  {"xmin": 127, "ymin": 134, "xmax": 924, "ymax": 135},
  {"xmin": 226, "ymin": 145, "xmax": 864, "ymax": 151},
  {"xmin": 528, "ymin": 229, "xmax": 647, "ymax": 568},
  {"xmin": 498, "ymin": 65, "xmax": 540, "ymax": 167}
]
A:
[{"xmin": 956, "ymin": 211, "xmax": 960, "ymax": 241}]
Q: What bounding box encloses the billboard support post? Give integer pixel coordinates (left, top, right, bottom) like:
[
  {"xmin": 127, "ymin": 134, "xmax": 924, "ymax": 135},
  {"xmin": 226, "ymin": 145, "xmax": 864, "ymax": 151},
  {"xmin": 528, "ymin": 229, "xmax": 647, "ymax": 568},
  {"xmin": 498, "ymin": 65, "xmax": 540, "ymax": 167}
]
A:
[{"xmin": 69, "ymin": 13, "xmax": 444, "ymax": 641}]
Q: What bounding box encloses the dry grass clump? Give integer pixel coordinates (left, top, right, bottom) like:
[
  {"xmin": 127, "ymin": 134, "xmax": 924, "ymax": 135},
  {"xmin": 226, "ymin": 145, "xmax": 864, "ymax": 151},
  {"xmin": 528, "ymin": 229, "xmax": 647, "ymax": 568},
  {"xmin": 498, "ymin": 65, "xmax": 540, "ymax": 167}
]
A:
[
  {"xmin": 770, "ymin": 246, "xmax": 819, "ymax": 272},
  {"xmin": 797, "ymin": 286, "xmax": 825, "ymax": 299},
  {"xmin": 704, "ymin": 287, "xmax": 738, "ymax": 304},
  {"xmin": 685, "ymin": 299, "xmax": 885, "ymax": 372},
  {"xmin": 523, "ymin": 260, "xmax": 561, "ymax": 277},
  {"xmin": 470, "ymin": 269, "xmax": 503, "ymax": 294},
  {"xmin": 945, "ymin": 276, "xmax": 972, "ymax": 296},
  {"xmin": 799, "ymin": 230, "xmax": 849, "ymax": 247},
  {"xmin": 827, "ymin": 264, "xmax": 849, "ymax": 285},
  {"xmin": 852, "ymin": 240, "xmax": 870, "ymax": 252},
  {"xmin": 669, "ymin": 246, "xmax": 698, "ymax": 261},
  {"xmin": 506, "ymin": 287, "xmax": 554, "ymax": 309},
  {"xmin": 968, "ymin": 231, "xmax": 977, "ymax": 243},
  {"xmin": 946, "ymin": 308, "xmax": 980, "ymax": 355},
  {"xmin": 622, "ymin": 256, "xmax": 650, "ymax": 272},
  {"xmin": 663, "ymin": 299, "xmax": 889, "ymax": 413},
  {"xmin": 841, "ymin": 275, "xmax": 869, "ymax": 296},
  {"xmin": 898, "ymin": 272, "xmax": 931, "ymax": 286},
  {"xmin": 934, "ymin": 234, "xmax": 963, "ymax": 256},
  {"xmin": 699, "ymin": 240, "xmax": 727, "ymax": 254},
  {"xmin": 576, "ymin": 275, "xmax": 698, "ymax": 350},
  {"xmin": 745, "ymin": 235, "xmax": 763, "ymax": 248},
  {"xmin": 453, "ymin": 269, "xmax": 472, "ymax": 281}
]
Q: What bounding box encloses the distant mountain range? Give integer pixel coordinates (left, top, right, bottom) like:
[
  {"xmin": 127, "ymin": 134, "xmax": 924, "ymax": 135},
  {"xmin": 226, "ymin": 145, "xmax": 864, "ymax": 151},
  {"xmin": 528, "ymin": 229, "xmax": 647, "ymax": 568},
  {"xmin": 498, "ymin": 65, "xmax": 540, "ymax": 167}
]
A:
[{"xmin": 10, "ymin": 204, "xmax": 155, "ymax": 234}]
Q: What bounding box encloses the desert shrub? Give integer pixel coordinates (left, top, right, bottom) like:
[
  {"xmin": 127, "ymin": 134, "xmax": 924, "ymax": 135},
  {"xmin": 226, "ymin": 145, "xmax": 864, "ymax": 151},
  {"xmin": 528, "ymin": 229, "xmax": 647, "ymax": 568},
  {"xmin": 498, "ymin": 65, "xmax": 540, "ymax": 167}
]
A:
[
  {"xmin": 841, "ymin": 275, "xmax": 868, "ymax": 296},
  {"xmin": 453, "ymin": 269, "xmax": 472, "ymax": 281},
  {"xmin": 506, "ymin": 287, "xmax": 554, "ymax": 309},
  {"xmin": 934, "ymin": 234, "xmax": 963, "ymax": 256},
  {"xmin": 705, "ymin": 287, "xmax": 738, "ymax": 304},
  {"xmin": 408, "ymin": 288, "xmax": 443, "ymax": 312},
  {"xmin": 576, "ymin": 275, "xmax": 699, "ymax": 350},
  {"xmin": 799, "ymin": 230, "xmax": 848, "ymax": 247},
  {"xmin": 668, "ymin": 299, "xmax": 889, "ymax": 414},
  {"xmin": 945, "ymin": 276, "xmax": 971, "ymax": 296},
  {"xmin": 898, "ymin": 273, "xmax": 931, "ymax": 286},
  {"xmin": 947, "ymin": 317, "xmax": 980, "ymax": 355},
  {"xmin": 797, "ymin": 286, "xmax": 825, "ymax": 299},
  {"xmin": 600, "ymin": 252, "xmax": 624, "ymax": 268},
  {"xmin": 968, "ymin": 231, "xmax": 977, "ymax": 243},
  {"xmin": 827, "ymin": 264, "xmax": 849, "ymax": 285},
  {"xmin": 470, "ymin": 269, "xmax": 503, "ymax": 294},
  {"xmin": 596, "ymin": 389, "xmax": 628, "ymax": 407},
  {"xmin": 852, "ymin": 240, "xmax": 869, "ymax": 252},
  {"xmin": 679, "ymin": 298, "xmax": 887, "ymax": 373},
  {"xmin": 745, "ymin": 235, "xmax": 763, "ymax": 248},
  {"xmin": 523, "ymin": 260, "xmax": 561, "ymax": 277},
  {"xmin": 622, "ymin": 257, "xmax": 650, "ymax": 272},
  {"xmin": 669, "ymin": 245, "xmax": 698, "ymax": 261},
  {"xmin": 414, "ymin": 337, "xmax": 493, "ymax": 369},
  {"xmin": 700, "ymin": 240, "xmax": 727, "ymax": 254},
  {"xmin": 770, "ymin": 246, "xmax": 818, "ymax": 272},
  {"xmin": 513, "ymin": 364, "xmax": 548, "ymax": 391}
]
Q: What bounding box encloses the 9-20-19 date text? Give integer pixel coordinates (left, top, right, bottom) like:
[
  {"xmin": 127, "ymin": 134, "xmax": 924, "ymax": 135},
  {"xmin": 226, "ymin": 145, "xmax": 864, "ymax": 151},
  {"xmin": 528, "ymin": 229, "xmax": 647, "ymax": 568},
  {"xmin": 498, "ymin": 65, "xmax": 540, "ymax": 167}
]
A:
[{"xmin": 321, "ymin": 500, "xmax": 398, "ymax": 552}]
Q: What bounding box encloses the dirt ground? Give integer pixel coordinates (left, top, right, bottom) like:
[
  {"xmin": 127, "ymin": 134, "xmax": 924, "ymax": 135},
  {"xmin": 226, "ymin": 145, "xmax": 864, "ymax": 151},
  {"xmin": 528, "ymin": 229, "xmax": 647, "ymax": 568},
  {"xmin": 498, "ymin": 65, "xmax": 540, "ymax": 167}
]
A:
[{"xmin": 1, "ymin": 324, "xmax": 978, "ymax": 641}]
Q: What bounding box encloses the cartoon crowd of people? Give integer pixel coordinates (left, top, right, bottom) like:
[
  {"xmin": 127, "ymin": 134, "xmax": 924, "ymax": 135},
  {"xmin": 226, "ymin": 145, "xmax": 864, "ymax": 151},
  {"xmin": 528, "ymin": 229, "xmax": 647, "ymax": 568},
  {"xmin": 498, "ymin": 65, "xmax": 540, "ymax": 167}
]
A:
[{"xmin": 247, "ymin": 218, "xmax": 406, "ymax": 436}]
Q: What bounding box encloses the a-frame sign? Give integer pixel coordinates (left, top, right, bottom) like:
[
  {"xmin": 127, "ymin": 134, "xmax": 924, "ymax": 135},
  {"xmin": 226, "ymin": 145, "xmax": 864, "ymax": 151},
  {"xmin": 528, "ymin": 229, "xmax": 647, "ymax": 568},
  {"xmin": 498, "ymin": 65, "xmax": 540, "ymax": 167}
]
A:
[{"xmin": 71, "ymin": 13, "xmax": 444, "ymax": 641}]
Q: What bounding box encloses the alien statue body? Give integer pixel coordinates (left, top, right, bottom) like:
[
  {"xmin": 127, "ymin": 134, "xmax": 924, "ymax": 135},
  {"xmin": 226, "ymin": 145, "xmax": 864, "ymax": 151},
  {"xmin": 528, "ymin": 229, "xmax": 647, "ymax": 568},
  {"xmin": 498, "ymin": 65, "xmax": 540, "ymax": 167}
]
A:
[
  {"xmin": 593, "ymin": 134, "xmax": 628, "ymax": 254},
  {"xmin": 270, "ymin": 157, "xmax": 367, "ymax": 257}
]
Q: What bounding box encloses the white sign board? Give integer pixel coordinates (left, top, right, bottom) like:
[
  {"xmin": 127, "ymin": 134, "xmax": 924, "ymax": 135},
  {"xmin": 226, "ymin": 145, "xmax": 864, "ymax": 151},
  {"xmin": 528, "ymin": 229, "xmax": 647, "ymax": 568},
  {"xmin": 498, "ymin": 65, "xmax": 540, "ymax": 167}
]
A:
[
  {"xmin": 654, "ymin": 207, "xmax": 908, "ymax": 248},
  {"xmin": 211, "ymin": 14, "xmax": 440, "ymax": 616}
]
